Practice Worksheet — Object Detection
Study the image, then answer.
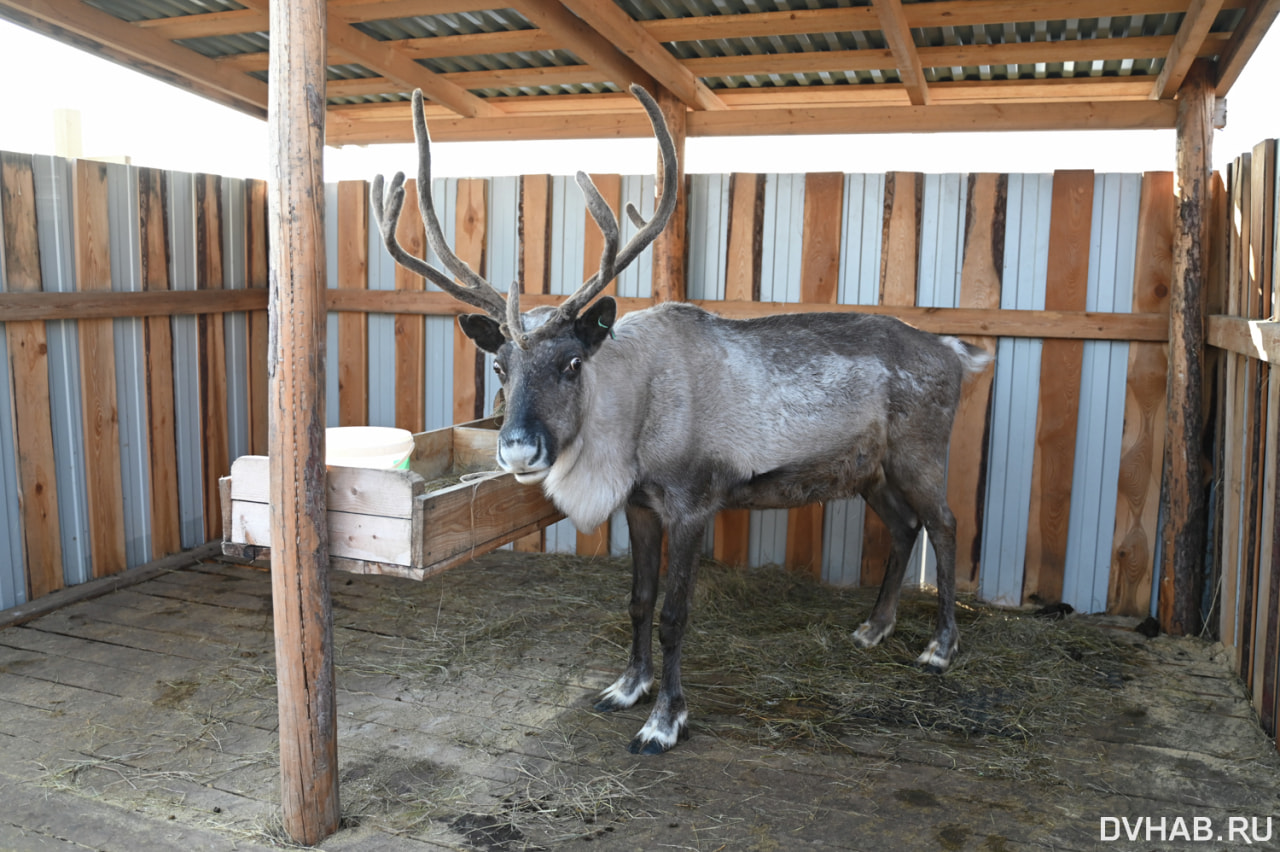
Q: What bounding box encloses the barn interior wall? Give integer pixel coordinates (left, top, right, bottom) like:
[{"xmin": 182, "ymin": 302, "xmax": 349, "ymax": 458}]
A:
[{"xmin": 1, "ymin": 150, "xmax": 1203, "ymax": 627}]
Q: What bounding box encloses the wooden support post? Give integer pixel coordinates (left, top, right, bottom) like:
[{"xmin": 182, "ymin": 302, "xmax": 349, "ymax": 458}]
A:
[
  {"xmin": 1161, "ymin": 61, "xmax": 1214, "ymax": 636},
  {"xmin": 652, "ymin": 87, "xmax": 687, "ymax": 304},
  {"xmin": 267, "ymin": 0, "xmax": 339, "ymax": 842}
]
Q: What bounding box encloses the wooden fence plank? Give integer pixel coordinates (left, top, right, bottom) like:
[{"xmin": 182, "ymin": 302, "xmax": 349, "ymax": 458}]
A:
[
  {"xmin": 1226, "ymin": 154, "xmax": 1254, "ymax": 672},
  {"xmin": 784, "ymin": 172, "xmax": 843, "ymax": 577},
  {"xmin": 1108, "ymin": 172, "xmax": 1174, "ymax": 616},
  {"xmin": 196, "ymin": 173, "xmax": 230, "ymax": 544},
  {"xmin": 395, "ymin": 178, "xmax": 427, "ymax": 434},
  {"xmin": 713, "ymin": 172, "xmax": 764, "ymax": 565},
  {"xmin": 453, "ymin": 178, "xmax": 486, "ymax": 424},
  {"xmin": 1, "ymin": 152, "xmax": 63, "ymax": 598},
  {"xmin": 73, "ymin": 159, "xmax": 126, "ymax": 578},
  {"xmin": 337, "ymin": 180, "xmax": 369, "ymax": 427},
  {"xmin": 576, "ymin": 174, "xmax": 621, "ymax": 556},
  {"xmin": 724, "ymin": 173, "xmax": 763, "ymax": 303},
  {"xmin": 515, "ymin": 174, "xmax": 551, "ymax": 553},
  {"xmin": 862, "ymin": 171, "xmax": 921, "ymax": 586},
  {"xmin": 1242, "ymin": 145, "xmax": 1269, "ymax": 696},
  {"xmin": 520, "ymin": 174, "xmax": 551, "ymax": 296},
  {"xmin": 1022, "ymin": 170, "xmax": 1092, "ymax": 605},
  {"xmin": 949, "ymin": 172, "xmax": 1004, "ymax": 593},
  {"xmin": 1248, "ymin": 139, "xmax": 1276, "ymax": 729},
  {"xmin": 136, "ymin": 167, "xmax": 182, "ymax": 559},
  {"xmin": 245, "ymin": 178, "xmax": 269, "ymax": 455}
]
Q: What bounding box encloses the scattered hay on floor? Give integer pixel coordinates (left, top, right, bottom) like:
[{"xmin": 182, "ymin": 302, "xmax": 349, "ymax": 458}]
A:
[{"xmin": 343, "ymin": 552, "xmax": 1137, "ymax": 789}]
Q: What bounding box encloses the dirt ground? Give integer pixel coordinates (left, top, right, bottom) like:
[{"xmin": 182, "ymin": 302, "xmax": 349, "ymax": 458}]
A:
[{"xmin": 1, "ymin": 550, "xmax": 1278, "ymax": 851}]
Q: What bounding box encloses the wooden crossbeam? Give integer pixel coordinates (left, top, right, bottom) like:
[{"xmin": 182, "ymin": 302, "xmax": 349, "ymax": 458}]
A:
[
  {"xmin": 209, "ymin": 23, "xmax": 1239, "ymax": 84},
  {"xmin": 326, "ymin": 98, "xmax": 1177, "ymax": 145},
  {"xmin": 324, "ymin": 14, "xmax": 500, "ymax": 117},
  {"xmin": 556, "ymin": 0, "xmax": 725, "ymax": 110},
  {"xmin": 233, "ymin": 0, "xmax": 498, "ymax": 118},
  {"xmin": 1153, "ymin": 0, "xmax": 1226, "ymax": 99},
  {"xmin": 328, "ymin": 69, "xmax": 1160, "ymax": 108},
  {"xmin": 871, "ymin": 0, "xmax": 930, "ymax": 106},
  {"xmin": 1214, "ymin": 0, "xmax": 1280, "ymax": 95},
  {"xmin": 135, "ymin": 1, "xmax": 1257, "ymax": 51},
  {"xmin": 513, "ymin": 0, "xmax": 655, "ymax": 96}
]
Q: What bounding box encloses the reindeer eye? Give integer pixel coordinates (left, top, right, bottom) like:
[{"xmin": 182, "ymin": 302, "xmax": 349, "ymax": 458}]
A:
[
  {"xmin": 493, "ymin": 362, "xmax": 506, "ymax": 380},
  {"xmin": 564, "ymin": 357, "xmax": 583, "ymax": 376}
]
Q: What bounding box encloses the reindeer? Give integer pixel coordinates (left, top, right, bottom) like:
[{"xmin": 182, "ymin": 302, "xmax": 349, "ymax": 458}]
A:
[{"xmin": 372, "ymin": 85, "xmax": 992, "ymax": 755}]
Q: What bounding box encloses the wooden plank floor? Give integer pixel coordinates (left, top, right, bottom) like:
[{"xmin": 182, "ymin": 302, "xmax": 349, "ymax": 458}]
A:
[{"xmin": 1, "ymin": 550, "xmax": 1278, "ymax": 851}]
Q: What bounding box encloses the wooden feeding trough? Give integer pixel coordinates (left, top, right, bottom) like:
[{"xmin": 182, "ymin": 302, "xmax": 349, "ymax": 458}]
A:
[{"xmin": 220, "ymin": 419, "xmax": 563, "ymax": 580}]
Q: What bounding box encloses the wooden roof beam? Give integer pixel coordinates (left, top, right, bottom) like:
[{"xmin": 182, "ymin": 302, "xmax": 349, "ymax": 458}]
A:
[
  {"xmin": 324, "ymin": 14, "xmax": 501, "ymax": 117},
  {"xmin": 554, "ymin": 0, "xmax": 726, "ymax": 111},
  {"xmin": 134, "ymin": 2, "xmax": 1257, "ymax": 48},
  {"xmin": 871, "ymin": 0, "xmax": 930, "ymax": 106},
  {"xmin": 135, "ymin": 7, "xmax": 266, "ymax": 40},
  {"xmin": 514, "ymin": 0, "xmax": 655, "ymax": 94},
  {"xmin": 234, "ymin": 0, "xmax": 499, "ymax": 118},
  {"xmin": 326, "ymin": 99, "xmax": 1177, "ymax": 145},
  {"xmin": 1214, "ymin": 0, "xmax": 1280, "ymax": 95},
  {"xmin": 1152, "ymin": 0, "xmax": 1226, "ymax": 99},
  {"xmin": 0, "ymin": 0, "xmax": 267, "ymax": 116}
]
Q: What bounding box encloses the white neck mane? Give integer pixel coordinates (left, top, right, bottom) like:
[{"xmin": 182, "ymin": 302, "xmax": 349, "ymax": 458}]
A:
[{"xmin": 539, "ymin": 346, "xmax": 641, "ymax": 531}]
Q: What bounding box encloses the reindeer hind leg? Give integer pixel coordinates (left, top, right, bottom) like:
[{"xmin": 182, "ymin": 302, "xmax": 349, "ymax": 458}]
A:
[{"xmin": 853, "ymin": 482, "xmax": 920, "ymax": 649}]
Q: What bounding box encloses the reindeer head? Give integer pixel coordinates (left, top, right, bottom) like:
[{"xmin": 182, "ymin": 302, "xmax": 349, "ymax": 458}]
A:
[{"xmin": 371, "ymin": 85, "xmax": 678, "ymax": 483}]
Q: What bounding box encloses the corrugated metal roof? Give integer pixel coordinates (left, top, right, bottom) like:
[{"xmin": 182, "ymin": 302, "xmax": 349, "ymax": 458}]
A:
[{"xmin": 2, "ymin": 0, "xmax": 1271, "ymax": 141}]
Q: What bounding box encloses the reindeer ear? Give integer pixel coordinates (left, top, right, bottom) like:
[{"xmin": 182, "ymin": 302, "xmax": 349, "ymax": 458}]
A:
[
  {"xmin": 458, "ymin": 314, "xmax": 505, "ymax": 353},
  {"xmin": 574, "ymin": 297, "xmax": 617, "ymax": 354}
]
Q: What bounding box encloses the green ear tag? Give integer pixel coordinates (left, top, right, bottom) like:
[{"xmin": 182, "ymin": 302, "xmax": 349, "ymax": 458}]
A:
[{"xmin": 599, "ymin": 316, "xmax": 615, "ymax": 340}]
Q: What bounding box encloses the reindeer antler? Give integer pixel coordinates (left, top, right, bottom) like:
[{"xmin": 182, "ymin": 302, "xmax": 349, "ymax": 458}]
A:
[
  {"xmin": 371, "ymin": 91, "xmax": 509, "ymax": 325},
  {"xmin": 372, "ymin": 84, "xmax": 678, "ymax": 348},
  {"xmin": 554, "ymin": 84, "xmax": 679, "ymax": 326}
]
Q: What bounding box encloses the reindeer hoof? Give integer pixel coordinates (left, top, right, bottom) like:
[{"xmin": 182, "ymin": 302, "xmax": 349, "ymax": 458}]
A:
[
  {"xmin": 595, "ymin": 676, "xmax": 652, "ymax": 712},
  {"xmin": 628, "ymin": 736, "xmax": 669, "ymax": 756},
  {"xmin": 853, "ymin": 620, "xmax": 893, "ymax": 649},
  {"xmin": 628, "ymin": 712, "xmax": 688, "ymax": 754},
  {"xmin": 915, "ymin": 639, "xmax": 956, "ymax": 674}
]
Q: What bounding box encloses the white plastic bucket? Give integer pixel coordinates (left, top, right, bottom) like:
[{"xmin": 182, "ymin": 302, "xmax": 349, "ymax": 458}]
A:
[{"xmin": 326, "ymin": 427, "xmax": 414, "ymax": 470}]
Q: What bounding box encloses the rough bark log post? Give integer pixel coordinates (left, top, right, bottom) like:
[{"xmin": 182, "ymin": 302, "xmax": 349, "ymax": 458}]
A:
[
  {"xmin": 267, "ymin": 0, "xmax": 340, "ymax": 841},
  {"xmin": 651, "ymin": 86, "xmax": 687, "ymax": 304},
  {"xmin": 1160, "ymin": 60, "xmax": 1214, "ymax": 635}
]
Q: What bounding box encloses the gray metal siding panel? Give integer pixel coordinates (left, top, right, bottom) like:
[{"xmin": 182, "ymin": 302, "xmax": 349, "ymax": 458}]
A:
[
  {"xmin": 222, "ymin": 177, "xmax": 252, "ymax": 460},
  {"xmin": 106, "ymin": 163, "xmax": 151, "ymax": 569},
  {"xmin": 824, "ymin": 173, "xmax": 886, "ymax": 586},
  {"xmin": 617, "ymin": 175, "xmax": 655, "ymax": 299},
  {"xmin": 33, "ymin": 155, "xmax": 92, "ymax": 584},
  {"xmin": 325, "ymin": 181, "xmax": 341, "ymax": 428},
  {"xmin": 367, "ymin": 181, "xmax": 398, "ymax": 429},
  {"xmin": 166, "ymin": 170, "xmax": 206, "ymax": 548},
  {"xmin": 686, "ymin": 173, "xmax": 728, "ymax": 302},
  {"xmin": 979, "ymin": 173, "xmax": 1052, "ymax": 607},
  {"xmin": 548, "ymin": 175, "xmax": 585, "ymax": 297},
  {"xmin": 423, "ymin": 180, "xmax": 456, "ymax": 431},
  {"xmin": 749, "ymin": 174, "xmax": 807, "ymax": 567},
  {"xmin": 1062, "ymin": 173, "xmax": 1140, "ymax": 613},
  {"xmin": 911, "ymin": 173, "xmax": 970, "ymax": 590}
]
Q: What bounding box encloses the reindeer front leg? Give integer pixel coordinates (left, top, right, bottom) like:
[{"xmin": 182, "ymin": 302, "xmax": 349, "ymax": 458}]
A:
[
  {"xmin": 595, "ymin": 500, "xmax": 662, "ymax": 712},
  {"xmin": 629, "ymin": 515, "xmax": 705, "ymax": 755}
]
